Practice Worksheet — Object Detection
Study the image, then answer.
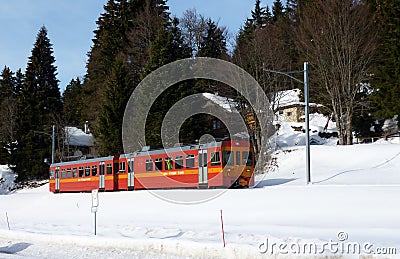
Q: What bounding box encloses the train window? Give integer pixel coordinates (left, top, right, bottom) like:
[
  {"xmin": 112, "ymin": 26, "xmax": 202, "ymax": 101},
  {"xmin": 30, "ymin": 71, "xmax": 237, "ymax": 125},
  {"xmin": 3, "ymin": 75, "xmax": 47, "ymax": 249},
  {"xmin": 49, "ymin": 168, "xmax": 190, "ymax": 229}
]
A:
[
  {"xmin": 61, "ymin": 169, "xmax": 66, "ymax": 178},
  {"xmin": 99, "ymin": 163, "xmax": 105, "ymax": 175},
  {"xmin": 175, "ymin": 156, "xmax": 183, "ymax": 169},
  {"xmin": 165, "ymin": 157, "xmax": 173, "ymax": 170},
  {"xmin": 145, "ymin": 159, "xmax": 153, "ymax": 172},
  {"xmin": 55, "ymin": 168, "xmax": 59, "ymax": 178},
  {"xmin": 242, "ymin": 151, "xmax": 253, "ymax": 166},
  {"xmin": 79, "ymin": 167, "xmax": 84, "ymax": 177},
  {"xmin": 199, "ymin": 153, "xmax": 207, "ymax": 167},
  {"xmin": 73, "ymin": 168, "xmax": 78, "ymax": 178},
  {"xmin": 85, "ymin": 166, "xmax": 90, "ymax": 176},
  {"xmin": 114, "ymin": 163, "xmax": 119, "ymax": 175},
  {"xmin": 128, "ymin": 160, "xmax": 134, "ymax": 173},
  {"xmin": 210, "ymin": 152, "xmax": 221, "ymax": 166},
  {"xmin": 106, "ymin": 163, "xmax": 112, "ymax": 174},
  {"xmin": 50, "ymin": 170, "xmax": 54, "ymax": 179},
  {"xmin": 155, "ymin": 158, "xmax": 162, "ymax": 171},
  {"xmin": 186, "ymin": 154, "xmax": 195, "ymax": 168},
  {"xmin": 222, "ymin": 151, "xmax": 234, "ymax": 166},
  {"xmin": 236, "ymin": 151, "xmax": 241, "ymax": 166},
  {"xmin": 92, "ymin": 165, "xmax": 97, "ymax": 176},
  {"xmin": 67, "ymin": 168, "xmax": 72, "ymax": 178},
  {"xmin": 119, "ymin": 162, "xmax": 126, "ymax": 173}
]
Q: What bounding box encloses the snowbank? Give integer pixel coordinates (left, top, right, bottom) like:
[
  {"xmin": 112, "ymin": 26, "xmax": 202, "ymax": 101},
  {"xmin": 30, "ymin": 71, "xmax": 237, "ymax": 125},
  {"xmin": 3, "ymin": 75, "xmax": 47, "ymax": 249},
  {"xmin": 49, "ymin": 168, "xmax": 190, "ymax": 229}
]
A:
[
  {"xmin": 0, "ymin": 142, "xmax": 399, "ymax": 258},
  {"xmin": 271, "ymin": 113, "xmax": 338, "ymax": 148},
  {"xmin": 0, "ymin": 165, "xmax": 15, "ymax": 194}
]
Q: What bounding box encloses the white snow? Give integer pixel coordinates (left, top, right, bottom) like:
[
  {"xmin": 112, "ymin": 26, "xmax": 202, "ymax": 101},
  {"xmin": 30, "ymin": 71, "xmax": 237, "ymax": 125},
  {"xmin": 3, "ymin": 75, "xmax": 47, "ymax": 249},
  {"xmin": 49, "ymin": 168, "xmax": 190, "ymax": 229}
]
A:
[
  {"xmin": 273, "ymin": 88, "xmax": 302, "ymax": 107},
  {"xmin": 65, "ymin": 127, "xmax": 94, "ymax": 147},
  {"xmin": 1, "ymin": 118, "xmax": 400, "ymax": 258},
  {"xmin": 202, "ymin": 93, "xmax": 238, "ymax": 113},
  {"xmin": 0, "ymin": 165, "xmax": 15, "ymax": 195},
  {"xmin": 272, "ymin": 114, "xmax": 337, "ymax": 148},
  {"xmin": 272, "ymin": 88, "xmax": 323, "ymax": 110}
]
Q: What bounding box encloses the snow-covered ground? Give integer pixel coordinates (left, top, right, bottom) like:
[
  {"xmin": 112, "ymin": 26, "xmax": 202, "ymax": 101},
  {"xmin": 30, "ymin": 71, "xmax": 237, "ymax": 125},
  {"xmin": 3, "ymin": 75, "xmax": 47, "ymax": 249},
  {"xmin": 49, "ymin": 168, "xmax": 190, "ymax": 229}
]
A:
[{"xmin": 1, "ymin": 120, "xmax": 400, "ymax": 258}]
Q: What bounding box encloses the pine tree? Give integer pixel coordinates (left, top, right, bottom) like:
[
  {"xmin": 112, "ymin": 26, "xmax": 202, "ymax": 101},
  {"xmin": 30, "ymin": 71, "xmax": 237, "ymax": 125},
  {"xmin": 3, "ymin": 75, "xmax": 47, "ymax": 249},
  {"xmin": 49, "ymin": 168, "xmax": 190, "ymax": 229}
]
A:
[
  {"xmin": 197, "ymin": 19, "xmax": 227, "ymax": 58},
  {"xmin": 265, "ymin": 6, "xmax": 273, "ymax": 25},
  {"xmin": 0, "ymin": 67, "xmax": 15, "ymax": 103},
  {"xmin": 62, "ymin": 78, "xmax": 83, "ymax": 126},
  {"xmin": 272, "ymin": 0, "xmax": 285, "ymax": 22},
  {"xmin": 251, "ymin": 0, "xmax": 267, "ymax": 29},
  {"xmin": 24, "ymin": 26, "xmax": 62, "ymax": 119},
  {"xmin": 14, "ymin": 26, "xmax": 61, "ymax": 181},
  {"xmin": 285, "ymin": 0, "xmax": 298, "ymax": 23},
  {"xmin": 14, "ymin": 69, "xmax": 24, "ymax": 95},
  {"xmin": 371, "ymin": 0, "xmax": 400, "ymax": 121},
  {"xmin": 82, "ymin": 0, "xmax": 171, "ymax": 152},
  {"xmin": 83, "ymin": 0, "xmax": 137, "ymax": 129},
  {"xmin": 235, "ymin": 20, "xmax": 255, "ymax": 53},
  {"xmin": 98, "ymin": 55, "xmax": 133, "ymax": 155},
  {"xmin": 0, "ymin": 67, "xmax": 17, "ymax": 165},
  {"xmin": 144, "ymin": 18, "xmax": 190, "ymax": 72},
  {"xmin": 143, "ymin": 18, "xmax": 192, "ymax": 147}
]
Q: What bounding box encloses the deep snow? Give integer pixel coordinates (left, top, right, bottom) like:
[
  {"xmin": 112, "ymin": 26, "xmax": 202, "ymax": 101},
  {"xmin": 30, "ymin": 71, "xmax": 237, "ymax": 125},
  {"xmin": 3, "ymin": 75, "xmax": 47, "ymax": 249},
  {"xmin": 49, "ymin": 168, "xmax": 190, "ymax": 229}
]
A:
[{"xmin": 0, "ymin": 120, "xmax": 400, "ymax": 258}]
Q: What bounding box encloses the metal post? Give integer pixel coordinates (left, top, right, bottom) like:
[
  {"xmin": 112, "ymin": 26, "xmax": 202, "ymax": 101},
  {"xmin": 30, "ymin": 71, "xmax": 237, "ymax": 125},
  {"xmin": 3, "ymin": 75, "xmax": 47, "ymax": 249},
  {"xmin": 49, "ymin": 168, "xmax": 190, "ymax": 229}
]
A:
[
  {"xmin": 304, "ymin": 62, "xmax": 311, "ymax": 184},
  {"xmin": 263, "ymin": 62, "xmax": 311, "ymax": 185},
  {"xmin": 94, "ymin": 212, "xmax": 97, "ymax": 235},
  {"xmin": 51, "ymin": 125, "xmax": 55, "ymax": 164}
]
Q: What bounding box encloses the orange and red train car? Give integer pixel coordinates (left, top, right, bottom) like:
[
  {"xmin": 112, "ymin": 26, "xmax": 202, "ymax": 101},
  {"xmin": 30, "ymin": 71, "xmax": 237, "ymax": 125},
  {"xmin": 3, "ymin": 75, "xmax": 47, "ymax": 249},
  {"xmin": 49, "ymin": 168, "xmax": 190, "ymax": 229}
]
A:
[{"xmin": 49, "ymin": 140, "xmax": 254, "ymax": 193}]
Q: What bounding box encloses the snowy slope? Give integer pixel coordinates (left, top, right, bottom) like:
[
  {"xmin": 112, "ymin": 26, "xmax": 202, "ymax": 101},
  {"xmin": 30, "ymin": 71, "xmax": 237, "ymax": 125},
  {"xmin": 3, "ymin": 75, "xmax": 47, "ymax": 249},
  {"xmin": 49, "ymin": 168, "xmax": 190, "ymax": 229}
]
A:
[{"xmin": 1, "ymin": 140, "xmax": 400, "ymax": 258}]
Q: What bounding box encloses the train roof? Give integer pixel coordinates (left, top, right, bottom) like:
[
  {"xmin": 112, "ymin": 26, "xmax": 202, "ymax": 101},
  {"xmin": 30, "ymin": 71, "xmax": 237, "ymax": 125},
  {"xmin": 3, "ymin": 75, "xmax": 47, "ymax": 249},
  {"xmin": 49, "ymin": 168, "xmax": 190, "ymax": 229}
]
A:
[
  {"xmin": 134, "ymin": 141, "xmax": 222, "ymax": 157},
  {"xmin": 50, "ymin": 155, "xmax": 117, "ymax": 167},
  {"xmin": 50, "ymin": 140, "xmax": 251, "ymax": 167}
]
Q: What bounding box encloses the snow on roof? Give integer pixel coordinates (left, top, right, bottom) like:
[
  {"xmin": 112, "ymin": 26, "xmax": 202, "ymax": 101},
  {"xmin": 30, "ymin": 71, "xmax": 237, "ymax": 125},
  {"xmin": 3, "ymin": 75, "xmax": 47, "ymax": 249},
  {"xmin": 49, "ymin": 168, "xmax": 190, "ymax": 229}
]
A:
[
  {"xmin": 65, "ymin": 127, "xmax": 94, "ymax": 147},
  {"xmin": 202, "ymin": 93, "xmax": 238, "ymax": 113},
  {"xmin": 272, "ymin": 88, "xmax": 323, "ymax": 110},
  {"xmin": 275, "ymin": 89, "xmax": 301, "ymax": 107}
]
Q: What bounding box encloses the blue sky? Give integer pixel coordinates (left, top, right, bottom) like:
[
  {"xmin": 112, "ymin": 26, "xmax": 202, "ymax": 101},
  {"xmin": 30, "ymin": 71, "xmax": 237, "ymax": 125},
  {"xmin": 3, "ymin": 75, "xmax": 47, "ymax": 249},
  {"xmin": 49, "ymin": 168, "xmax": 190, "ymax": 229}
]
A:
[{"xmin": 0, "ymin": 0, "xmax": 273, "ymax": 91}]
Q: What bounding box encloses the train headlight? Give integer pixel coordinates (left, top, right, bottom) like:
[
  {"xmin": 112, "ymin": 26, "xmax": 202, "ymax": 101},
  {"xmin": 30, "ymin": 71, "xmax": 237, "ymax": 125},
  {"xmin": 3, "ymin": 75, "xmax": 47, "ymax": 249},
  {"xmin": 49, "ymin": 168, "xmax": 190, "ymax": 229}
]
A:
[{"xmin": 246, "ymin": 169, "xmax": 251, "ymax": 172}]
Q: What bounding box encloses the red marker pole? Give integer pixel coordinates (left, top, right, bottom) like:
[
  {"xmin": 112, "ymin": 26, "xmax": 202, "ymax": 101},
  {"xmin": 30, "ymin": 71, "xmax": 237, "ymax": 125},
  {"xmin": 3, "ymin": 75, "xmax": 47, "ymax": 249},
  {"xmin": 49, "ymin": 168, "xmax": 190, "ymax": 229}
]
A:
[{"xmin": 220, "ymin": 209, "xmax": 226, "ymax": 247}]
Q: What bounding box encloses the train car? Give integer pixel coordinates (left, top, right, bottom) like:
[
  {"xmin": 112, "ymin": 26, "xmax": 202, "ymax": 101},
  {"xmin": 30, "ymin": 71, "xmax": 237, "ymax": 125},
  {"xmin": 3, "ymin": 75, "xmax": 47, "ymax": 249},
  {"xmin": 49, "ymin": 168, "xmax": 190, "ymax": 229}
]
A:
[
  {"xmin": 133, "ymin": 140, "xmax": 254, "ymax": 190},
  {"xmin": 220, "ymin": 140, "xmax": 254, "ymax": 188},
  {"xmin": 49, "ymin": 140, "xmax": 254, "ymax": 193},
  {"xmin": 49, "ymin": 156, "xmax": 119, "ymax": 193}
]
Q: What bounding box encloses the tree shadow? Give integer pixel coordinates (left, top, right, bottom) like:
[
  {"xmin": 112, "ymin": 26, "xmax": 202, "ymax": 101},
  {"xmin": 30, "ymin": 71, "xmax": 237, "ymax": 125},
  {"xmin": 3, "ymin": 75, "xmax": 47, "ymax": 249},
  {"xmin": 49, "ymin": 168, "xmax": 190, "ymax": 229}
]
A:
[
  {"xmin": 254, "ymin": 178, "xmax": 297, "ymax": 188},
  {"xmin": 0, "ymin": 242, "xmax": 31, "ymax": 254}
]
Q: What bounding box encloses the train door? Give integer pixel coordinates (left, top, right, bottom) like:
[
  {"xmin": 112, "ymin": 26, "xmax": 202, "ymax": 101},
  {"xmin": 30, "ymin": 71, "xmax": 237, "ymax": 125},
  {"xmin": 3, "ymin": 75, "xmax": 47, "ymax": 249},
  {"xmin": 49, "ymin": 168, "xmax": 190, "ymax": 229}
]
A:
[
  {"xmin": 55, "ymin": 167, "xmax": 60, "ymax": 192},
  {"xmin": 99, "ymin": 162, "xmax": 105, "ymax": 191},
  {"xmin": 113, "ymin": 161, "xmax": 119, "ymax": 190},
  {"xmin": 198, "ymin": 150, "xmax": 208, "ymax": 189},
  {"xmin": 127, "ymin": 157, "xmax": 134, "ymax": 191}
]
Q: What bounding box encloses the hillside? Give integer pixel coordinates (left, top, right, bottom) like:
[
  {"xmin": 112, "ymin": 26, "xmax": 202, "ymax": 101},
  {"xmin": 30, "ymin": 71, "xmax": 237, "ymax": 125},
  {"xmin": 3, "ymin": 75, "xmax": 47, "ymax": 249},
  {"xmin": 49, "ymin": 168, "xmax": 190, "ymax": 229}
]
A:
[{"xmin": 0, "ymin": 129, "xmax": 399, "ymax": 258}]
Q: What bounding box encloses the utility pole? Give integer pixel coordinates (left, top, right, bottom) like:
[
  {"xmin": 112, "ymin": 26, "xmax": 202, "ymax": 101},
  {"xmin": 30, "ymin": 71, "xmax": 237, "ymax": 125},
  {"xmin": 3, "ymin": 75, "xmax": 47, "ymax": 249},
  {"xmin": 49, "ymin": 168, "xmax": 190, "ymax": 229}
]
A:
[
  {"xmin": 34, "ymin": 125, "xmax": 56, "ymax": 165},
  {"xmin": 264, "ymin": 62, "xmax": 311, "ymax": 184},
  {"xmin": 303, "ymin": 62, "xmax": 310, "ymax": 184},
  {"xmin": 52, "ymin": 125, "xmax": 55, "ymax": 164}
]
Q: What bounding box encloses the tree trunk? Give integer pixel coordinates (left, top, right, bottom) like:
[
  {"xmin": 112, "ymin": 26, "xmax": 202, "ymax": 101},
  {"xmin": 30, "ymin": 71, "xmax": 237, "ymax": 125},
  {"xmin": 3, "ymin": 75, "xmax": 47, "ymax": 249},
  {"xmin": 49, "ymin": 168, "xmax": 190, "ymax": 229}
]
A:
[{"xmin": 345, "ymin": 105, "xmax": 353, "ymax": 145}]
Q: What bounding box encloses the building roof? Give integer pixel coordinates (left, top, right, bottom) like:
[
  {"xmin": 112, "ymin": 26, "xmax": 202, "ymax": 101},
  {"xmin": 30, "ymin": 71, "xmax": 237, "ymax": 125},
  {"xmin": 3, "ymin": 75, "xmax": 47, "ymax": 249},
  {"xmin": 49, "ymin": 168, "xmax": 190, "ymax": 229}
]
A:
[
  {"xmin": 202, "ymin": 93, "xmax": 238, "ymax": 113},
  {"xmin": 65, "ymin": 127, "xmax": 94, "ymax": 147},
  {"xmin": 272, "ymin": 88, "xmax": 323, "ymax": 110}
]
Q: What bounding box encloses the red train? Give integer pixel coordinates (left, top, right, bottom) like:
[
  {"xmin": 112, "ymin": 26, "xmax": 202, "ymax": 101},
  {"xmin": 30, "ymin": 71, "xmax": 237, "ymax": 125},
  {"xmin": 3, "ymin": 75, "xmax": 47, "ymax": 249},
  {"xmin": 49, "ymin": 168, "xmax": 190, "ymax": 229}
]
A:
[{"xmin": 49, "ymin": 140, "xmax": 254, "ymax": 193}]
